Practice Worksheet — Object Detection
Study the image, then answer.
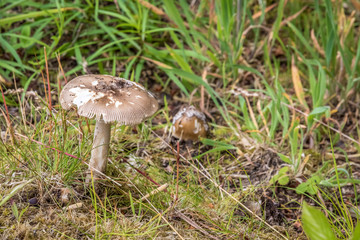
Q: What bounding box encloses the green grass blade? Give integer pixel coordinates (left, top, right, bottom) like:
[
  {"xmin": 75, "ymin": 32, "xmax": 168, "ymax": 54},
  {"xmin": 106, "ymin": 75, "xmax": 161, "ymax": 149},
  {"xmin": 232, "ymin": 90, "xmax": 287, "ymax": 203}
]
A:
[
  {"xmin": 0, "ymin": 35, "xmax": 23, "ymax": 67},
  {"xmin": 0, "ymin": 178, "xmax": 35, "ymax": 207},
  {"xmin": 162, "ymin": 0, "xmax": 194, "ymax": 49},
  {"xmin": 0, "ymin": 7, "xmax": 77, "ymax": 26}
]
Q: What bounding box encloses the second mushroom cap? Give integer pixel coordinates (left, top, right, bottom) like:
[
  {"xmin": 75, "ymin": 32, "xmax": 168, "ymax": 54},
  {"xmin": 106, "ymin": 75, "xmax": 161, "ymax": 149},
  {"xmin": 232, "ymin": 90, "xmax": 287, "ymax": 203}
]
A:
[{"xmin": 172, "ymin": 105, "xmax": 208, "ymax": 141}]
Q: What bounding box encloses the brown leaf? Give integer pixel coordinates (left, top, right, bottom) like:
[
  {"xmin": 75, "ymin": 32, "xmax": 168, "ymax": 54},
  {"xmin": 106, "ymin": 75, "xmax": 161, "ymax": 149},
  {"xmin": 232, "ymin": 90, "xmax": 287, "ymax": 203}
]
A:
[
  {"xmin": 351, "ymin": 0, "xmax": 360, "ymax": 11},
  {"xmin": 291, "ymin": 55, "xmax": 307, "ymax": 109},
  {"xmin": 138, "ymin": 0, "xmax": 165, "ymax": 16},
  {"xmin": 252, "ymin": 3, "xmax": 278, "ymax": 20},
  {"xmin": 311, "ymin": 29, "xmax": 325, "ymax": 56},
  {"xmin": 281, "ymin": 6, "xmax": 307, "ymax": 27}
]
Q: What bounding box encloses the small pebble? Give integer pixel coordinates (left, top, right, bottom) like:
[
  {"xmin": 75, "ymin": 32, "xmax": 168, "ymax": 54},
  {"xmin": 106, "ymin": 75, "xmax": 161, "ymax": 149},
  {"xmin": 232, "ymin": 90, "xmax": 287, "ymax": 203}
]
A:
[{"xmin": 28, "ymin": 197, "xmax": 39, "ymax": 205}]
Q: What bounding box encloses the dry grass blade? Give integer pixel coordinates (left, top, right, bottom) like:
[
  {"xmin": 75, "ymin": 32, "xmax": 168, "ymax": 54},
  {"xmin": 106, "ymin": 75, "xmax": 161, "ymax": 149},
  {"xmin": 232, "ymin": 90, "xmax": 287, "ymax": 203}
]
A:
[
  {"xmin": 138, "ymin": 0, "xmax": 165, "ymax": 16},
  {"xmin": 245, "ymin": 96, "xmax": 259, "ymax": 130},
  {"xmin": 252, "ymin": 3, "xmax": 278, "ymax": 20},
  {"xmin": 280, "ymin": 6, "xmax": 307, "ymax": 27},
  {"xmin": 291, "ymin": 55, "xmax": 307, "ymax": 109},
  {"xmin": 140, "ymin": 183, "xmax": 169, "ymax": 201},
  {"xmin": 200, "ymin": 66, "xmax": 209, "ymax": 112},
  {"xmin": 62, "ymin": 202, "xmax": 83, "ymax": 211},
  {"xmin": 311, "ymin": 29, "xmax": 325, "ymax": 56},
  {"xmin": 257, "ymin": 100, "xmax": 269, "ymax": 135},
  {"xmin": 141, "ymin": 56, "xmax": 173, "ymax": 69}
]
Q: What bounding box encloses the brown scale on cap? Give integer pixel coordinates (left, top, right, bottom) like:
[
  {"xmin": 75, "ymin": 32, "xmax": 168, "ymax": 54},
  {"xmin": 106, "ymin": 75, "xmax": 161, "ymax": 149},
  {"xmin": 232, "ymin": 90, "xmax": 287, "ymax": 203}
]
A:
[
  {"xmin": 60, "ymin": 74, "xmax": 158, "ymax": 124},
  {"xmin": 172, "ymin": 105, "xmax": 208, "ymax": 141}
]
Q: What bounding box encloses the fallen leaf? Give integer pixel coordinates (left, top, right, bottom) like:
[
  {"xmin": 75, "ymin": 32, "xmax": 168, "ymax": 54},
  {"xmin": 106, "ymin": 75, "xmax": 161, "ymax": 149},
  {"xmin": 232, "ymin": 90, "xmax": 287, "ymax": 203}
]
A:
[{"xmin": 291, "ymin": 55, "xmax": 307, "ymax": 109}]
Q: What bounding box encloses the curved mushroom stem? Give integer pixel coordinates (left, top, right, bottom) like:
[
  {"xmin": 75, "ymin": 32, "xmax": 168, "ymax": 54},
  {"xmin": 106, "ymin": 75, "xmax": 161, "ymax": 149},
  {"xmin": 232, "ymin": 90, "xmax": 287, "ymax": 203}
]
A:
[{"xmin": 86, "ymin": 120, "xmax": 111, "ymax": 183}]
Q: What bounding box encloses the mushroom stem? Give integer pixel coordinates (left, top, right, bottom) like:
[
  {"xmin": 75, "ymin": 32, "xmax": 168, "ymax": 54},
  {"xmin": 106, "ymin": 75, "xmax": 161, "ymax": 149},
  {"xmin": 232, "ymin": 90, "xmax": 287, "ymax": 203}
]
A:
[{"xmin": 86, "ymin": 120, "xmax": 111, "ymax": 182}]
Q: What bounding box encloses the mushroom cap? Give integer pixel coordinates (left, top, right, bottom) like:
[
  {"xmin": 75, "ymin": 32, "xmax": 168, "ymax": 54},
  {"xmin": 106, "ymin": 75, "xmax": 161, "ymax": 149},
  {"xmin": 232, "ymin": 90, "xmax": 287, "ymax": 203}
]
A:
[
  {"xmin": 60, "ymin": 75, "xmax": 159, "ymax": 124},
  {"xmin": 172, "ymin": 105, "xmax": 208, "ymax": 141}
]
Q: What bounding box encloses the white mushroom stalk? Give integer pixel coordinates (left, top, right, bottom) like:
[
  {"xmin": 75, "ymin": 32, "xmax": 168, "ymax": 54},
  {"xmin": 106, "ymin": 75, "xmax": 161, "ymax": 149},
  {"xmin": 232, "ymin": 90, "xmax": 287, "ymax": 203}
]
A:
[
  {"xmin": 59, "ymin": 75, "xmax": 159, "ymax": 182},
  {"xmin": 88, "ymin": 120, "xmax": 111, "ymax": 180}
]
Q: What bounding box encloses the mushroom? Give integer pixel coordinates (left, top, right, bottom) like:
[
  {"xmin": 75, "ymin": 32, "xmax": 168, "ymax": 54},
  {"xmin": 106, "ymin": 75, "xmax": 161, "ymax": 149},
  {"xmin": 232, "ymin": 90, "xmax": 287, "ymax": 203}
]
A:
[
  {"xmin": 172, "ymin": 105, "xmax": 208, "ymax": 141},
  {"xmin": 60, "ymin": 74, "xmax": 158, "ymax": 181}
]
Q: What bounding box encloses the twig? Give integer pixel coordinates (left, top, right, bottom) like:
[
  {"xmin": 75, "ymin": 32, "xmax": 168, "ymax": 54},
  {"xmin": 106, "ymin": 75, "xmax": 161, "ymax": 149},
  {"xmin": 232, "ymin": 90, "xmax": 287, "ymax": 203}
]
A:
[{"xmin": 140, "ymin": 183, "xmax": 169, "ymax": 201}]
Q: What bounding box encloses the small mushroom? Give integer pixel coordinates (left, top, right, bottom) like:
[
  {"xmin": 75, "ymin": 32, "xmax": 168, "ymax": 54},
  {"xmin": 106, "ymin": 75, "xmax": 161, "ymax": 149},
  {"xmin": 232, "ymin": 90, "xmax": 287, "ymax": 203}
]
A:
[
  {"xmin": 172, "ymin": 105, "xmax": 208, "ymax": 141},
  {"xmin": 60, "ymin": 75, "xmax": 158, "ymax": 182}
]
